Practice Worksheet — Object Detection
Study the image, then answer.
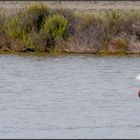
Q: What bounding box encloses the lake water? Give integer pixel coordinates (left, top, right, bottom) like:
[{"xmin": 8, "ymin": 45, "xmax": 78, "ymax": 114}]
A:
[{"xmin": 0, "ymin": 54, "xmax": 140, "ymax": 138}]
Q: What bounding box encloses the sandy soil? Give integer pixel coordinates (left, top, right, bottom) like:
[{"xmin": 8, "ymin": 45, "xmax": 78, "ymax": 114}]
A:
[{"xmin": 1, "ymin": 1, "xmax": 140, "ymax": 14}]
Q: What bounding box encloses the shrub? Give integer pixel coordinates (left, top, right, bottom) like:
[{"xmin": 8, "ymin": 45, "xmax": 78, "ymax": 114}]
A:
[
  {"xmin": 105, "ymin": 10, "xmax": 140, "ymax": 39},
  {"xmin": 4, "ymin": 3, "xmax": 50, "ymax": 51},
  {"xmin": 105, "ymin": 10, "xmax": 123, "ymax": 36},
  {"xmin": 42, "ymin": 14, "xmax": 68, "ymax": 39},
  {"xmin": 0, "ymin": 9, "xmax": 6, "ymax": 33},
  {"xmin": 72, "ymin": 13, "xmax": 107, "ymax": 50},
  {"xmin": 4, "ymin": 3, "xmax": 50, "ymax": 38},
  {"xmin": 118, "ymin": 38, "xmax": 128, "ymax": 53},
  {"xmin": 50, "ymin": 8, "xmax": 77, "ymax": 35},
  {"xmin": 4, "ymin": 16, "xmax": 26, "ymax": 39},
  {"xmin": 108, "ymin": 37, "xmax": 128, "ymax": 54},
  {"xmin": 21, "ymin": 3, "xmax": 50, "ymax": 32},
  {"xmin": 28, "ymin": 14, "xmax": 68, "ymax": 52},
  {"xmin": 4, "ymin": 15, "xmax": 30, "ymax": 51}
]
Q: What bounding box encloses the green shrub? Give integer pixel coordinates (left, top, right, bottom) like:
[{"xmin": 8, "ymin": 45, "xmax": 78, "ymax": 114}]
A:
[
  {"xmin": 4, "ymin": 3, "xmax": 50, "ymax": 37},
  {"xmin": 42, "ymin": 14, "xmax": 68, "ymax": 39},
  {"xmin": 0, "ymin": 9, "xmax": 6, "ymax": 33},
  {"xmin": 105, "ymin": 10, "xmax": 123, "ymax": 36},
  {"xmin": 4, "ymin": 3, "xmax": 50, "ymax": 51},
  {"xmin": 28, "ymin": 14, "xmax": 68, "ymax": 52},
  {"xmin": 4, "ymin": 16, "xmax": 26, "ymax": 39},
  {"xmin": 27, "ymin": 14, "xmax": 68, "ymax": 52},
  {"xmin": 4, "ymin": 15, "xmax": 30, "ymax": 50},
  {"xmin": 22, "ymin": 3, "xmax": 50, "ymax": 32},
  {"xmin": 50, "ymin": 8, "xmax": 76, "ymax": 35},
  {"xmin": 107, "ymin": 10, "xmax": 122, "ymax": 20}
]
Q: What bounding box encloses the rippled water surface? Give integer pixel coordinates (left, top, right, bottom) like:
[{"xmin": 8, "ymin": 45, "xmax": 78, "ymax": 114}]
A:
[{"xmin": 0, "ymin": 54, "xmax": 140, "ymax": 138}]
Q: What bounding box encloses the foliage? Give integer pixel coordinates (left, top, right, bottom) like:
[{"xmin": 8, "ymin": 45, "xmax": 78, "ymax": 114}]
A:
[
  {"xmin": 2, "ymin": 3, "xmax": 140, "ymax": 54},
  {"xmin": 42, "ymin": 14, "xmax": 68, "ymax": 39},
  {"xmin": 22, "ymin": 3, "xmax": 50, "ymax": 32}
]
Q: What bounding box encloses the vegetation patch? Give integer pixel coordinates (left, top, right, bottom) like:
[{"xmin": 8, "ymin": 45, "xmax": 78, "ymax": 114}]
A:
[{"xmin": 1, "ymin": 3, "xmax": 140, "ymax": 54}]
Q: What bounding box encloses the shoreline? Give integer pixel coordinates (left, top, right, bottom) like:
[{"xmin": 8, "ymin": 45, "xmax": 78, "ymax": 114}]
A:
[
  {"xmin": 1, "ymin": 2, "xmax": 140, "ymax": 55},
  {"xmin": 0, "ymin": 50, "xmax": 140, "ymax": 57}
]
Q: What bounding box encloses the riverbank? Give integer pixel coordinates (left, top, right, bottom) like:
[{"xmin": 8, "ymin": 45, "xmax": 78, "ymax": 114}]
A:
[
  {"xmin": 1, "ymin": 2, "xmax": 140, "ymax": 54},
  {"xmin": 1, "ymin": 1, "xmax": 140, "ymax": 14}
]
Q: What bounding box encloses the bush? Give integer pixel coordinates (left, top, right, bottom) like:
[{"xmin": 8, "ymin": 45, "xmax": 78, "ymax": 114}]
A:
[
  {"xmin": 105, "ymin": 10, "xmax": 122, "ymax": 36},
  {"xmin": 21, "ymin": 3, "xmax": 50, "ymax": 32},
  {"xmin": 105, "ymin": 10, "xmax": 140, "ymax": 39},
  {"xmin": 0, "ymin": 9, "xmax": 6, "ymax": 33},
  {"xmin": 28, "ymin": 14, "xmax": 68, "ymax": 52},
  {"xmin": 42, "ymin": 14, "xmax": 68, "ymax": 39},
  {"xmin": 108, "ymin": 37, "xmax": 128, "ymax": 54},
  {"xmin": 27, "ymin": 14, "xmax": 68, "ymax": 52},
  {"xmin": 71, "ymin": 13, "xmax": 107, "ymax": 50},
  {"xmin": 4, "ymin": 3, "xmax": 50, "ymax": 51},
  {"xmin": 50, "ymin": 8, "xmax": 77, "ymax": 35},
  {"xmin": 4, "ymin": 16, "xmax": 26, "ymax": 39}
]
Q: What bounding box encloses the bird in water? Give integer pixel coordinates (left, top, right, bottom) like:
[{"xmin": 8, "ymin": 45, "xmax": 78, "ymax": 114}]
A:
[
  {"xmin": 136, "ymin": 74, "xmax": 140, "ymax": 99},
  {"xmin": 138, "ymin": 90, "xmax": 140, "ymax": 99},
  {"xmin": 136, "ymin": 74, "xmax": 140, "ymax": 81}
]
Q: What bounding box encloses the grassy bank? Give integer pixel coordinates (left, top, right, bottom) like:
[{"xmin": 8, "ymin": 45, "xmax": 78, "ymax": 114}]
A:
[{"xmin": 1, "ymin": 3, "xmax": 140, "ymax": 54}]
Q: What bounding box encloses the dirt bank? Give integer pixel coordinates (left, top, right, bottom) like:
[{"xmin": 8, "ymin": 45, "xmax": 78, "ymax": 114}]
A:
[{"xmin": 1, "ymin": 1, "xmax": 140, "ymax": 14}]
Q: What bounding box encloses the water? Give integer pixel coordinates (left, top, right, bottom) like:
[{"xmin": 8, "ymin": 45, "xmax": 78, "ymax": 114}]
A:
[{"xmin": 0, "ymin": 54, "xmax": 140, "ymax": 138}]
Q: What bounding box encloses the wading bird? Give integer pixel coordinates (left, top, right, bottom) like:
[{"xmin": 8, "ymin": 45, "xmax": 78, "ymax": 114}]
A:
[
  {"xmin": 138, "ymin": 90, "xmax": 140, "ymax": 99},
  {"xmin": 136, "ymin": 74, "xmax": 140, "ymax": 99}
]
